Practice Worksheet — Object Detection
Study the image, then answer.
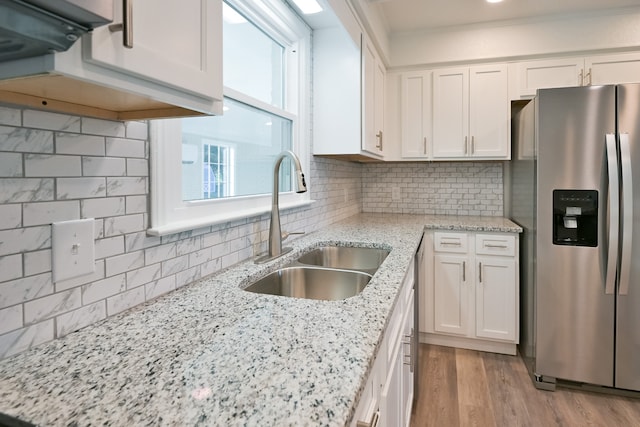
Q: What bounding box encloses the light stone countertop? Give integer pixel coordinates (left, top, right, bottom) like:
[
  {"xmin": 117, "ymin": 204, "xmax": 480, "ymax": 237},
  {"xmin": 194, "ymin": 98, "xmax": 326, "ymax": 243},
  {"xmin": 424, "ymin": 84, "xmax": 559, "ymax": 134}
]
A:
[{"xmin": 0, "ymin": 214, "xmax": 521, "ymax": 427}]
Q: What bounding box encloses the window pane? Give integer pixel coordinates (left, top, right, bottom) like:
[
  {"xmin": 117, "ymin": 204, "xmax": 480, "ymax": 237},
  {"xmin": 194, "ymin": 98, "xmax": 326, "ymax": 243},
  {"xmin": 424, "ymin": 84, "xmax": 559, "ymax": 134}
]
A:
[
  {"xmin": 223, "ymin": 3, "xmax": 285, "ymax": 108},
  {"xmin": 182, "ymin": 98, "xmax": 293, "ymax": 202}
]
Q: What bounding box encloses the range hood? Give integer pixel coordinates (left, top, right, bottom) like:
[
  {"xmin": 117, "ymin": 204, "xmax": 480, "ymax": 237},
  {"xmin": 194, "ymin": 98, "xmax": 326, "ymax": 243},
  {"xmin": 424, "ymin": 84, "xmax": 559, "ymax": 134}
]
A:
[{"xmin": 0, "ymin": 0, "xmax": 113, "ymax": 62}]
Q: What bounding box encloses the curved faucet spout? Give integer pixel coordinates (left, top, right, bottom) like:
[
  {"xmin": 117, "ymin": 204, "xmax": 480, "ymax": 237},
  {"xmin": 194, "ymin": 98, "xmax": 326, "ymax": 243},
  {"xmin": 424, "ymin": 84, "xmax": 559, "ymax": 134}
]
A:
[{"xmin": 257, "ymin": 150, "xmax": 307, "ymax": 263}]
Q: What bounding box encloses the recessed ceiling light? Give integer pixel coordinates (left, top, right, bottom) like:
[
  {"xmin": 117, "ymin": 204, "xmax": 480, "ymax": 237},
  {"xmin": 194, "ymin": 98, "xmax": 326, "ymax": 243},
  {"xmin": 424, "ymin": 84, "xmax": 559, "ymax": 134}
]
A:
[
  {"xmin": 487, "ymin": 0, "xmax": 503, "ymax": 3},
  {"xmin": 291, "ymin": 0, "xmax": 323, "ymax": 15}
]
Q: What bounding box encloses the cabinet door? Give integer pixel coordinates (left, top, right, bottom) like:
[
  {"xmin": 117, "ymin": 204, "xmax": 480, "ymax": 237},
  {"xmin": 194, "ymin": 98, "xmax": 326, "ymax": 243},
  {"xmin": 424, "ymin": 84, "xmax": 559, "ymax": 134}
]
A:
[
  {"xmin": 362, "ymin": 37, "xmax": 384, "ymax": 156},
  {"xmin": 401, "ymin": 291, "xmax": 415, "ymax": 427},
  {"xmin": 469, "ymin": 65, "xmax": 509, "ymax": 158},
  {"xmin": 517, "ymin": 58, "xmax": 584, "ymax": 97},
  {"xmin": 434, "ymin": 254, "xmax": 469, "ymax": 336},
  {"xmin": 401, "ymin": 71, "xmax": 432, "ymax": 158},
  {"xmin": 380, "ymin": 337, "xmax": 402, "ymax": 427},
  {"xmin": 86, "ymin": 0, "xmax": 221, "ymax": 100},
  {"xmin": 433, "ymin": 68, "xmax": 468, "ymax": 158},
  {"xmin": 587, "ymin": 53, "xmax": 640, "ymax": 86},
  {"xmin": 475, "ymin": 256, "xmax": 516, "ymax": 341}
]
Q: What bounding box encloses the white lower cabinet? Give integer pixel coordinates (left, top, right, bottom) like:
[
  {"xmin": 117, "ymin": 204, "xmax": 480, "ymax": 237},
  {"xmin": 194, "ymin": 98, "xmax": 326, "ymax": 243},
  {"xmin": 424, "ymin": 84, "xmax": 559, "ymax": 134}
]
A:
[
  {"xmin": 422, "ymin": 230, "xmax": 519, "ymax": 355},
  {"xmin": 352, "ymin": 256, "xmax": 416, "ymax": 427}
]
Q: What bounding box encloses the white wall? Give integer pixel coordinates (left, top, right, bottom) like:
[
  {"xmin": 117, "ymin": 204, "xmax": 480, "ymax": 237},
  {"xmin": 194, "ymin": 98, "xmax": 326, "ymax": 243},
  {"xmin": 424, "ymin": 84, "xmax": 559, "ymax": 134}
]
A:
[{"xmin": 389, "ymin": 7, "xmax": 640, "ymax": 68}]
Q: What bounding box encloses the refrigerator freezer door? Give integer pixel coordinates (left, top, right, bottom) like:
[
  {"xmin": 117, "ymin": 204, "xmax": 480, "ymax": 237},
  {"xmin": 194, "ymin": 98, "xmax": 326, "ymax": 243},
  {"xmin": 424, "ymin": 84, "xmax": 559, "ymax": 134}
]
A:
[
  {"xmin": 615, "ymin": 84, "xmax": 640, "ymax": 391},
  {"xmin": 536, "ymin": 85, "xmax": 616, "ymax": 387}
]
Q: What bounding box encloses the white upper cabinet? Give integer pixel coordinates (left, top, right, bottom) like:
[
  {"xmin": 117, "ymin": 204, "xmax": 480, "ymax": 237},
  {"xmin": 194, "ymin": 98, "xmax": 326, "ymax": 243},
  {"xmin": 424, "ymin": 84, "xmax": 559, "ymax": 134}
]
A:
[
  {"xmin": 516, "ymin": 57, "xmax": 584, "ymax": 97},
  {"xmin": 401, "ymin": 71, "xmax": 432, "ymax": 159},
  {"xmin": 312, "ymin": 18, "xmax": 386, "ymax": 160},
  {"xmin": 469, "ymin": 65, "xmax": 509, "ymax": 158},
  {"xmin": 587, "ymin": 52, "xmax": 640, "ymax": 86},
  {"xmin": 0, "ymin": 0, "xmax": 222, "ymax": 120},
  {"xmin": 433, "ymin": 67, "xmax": 468, "ymax": 158},
  {"xmin": 362, "ymin": 34, "xmax": 385, "ymax": 157},
  {"xmin": 87, "ymin": 0, "xmax": 221, "ymax": 100},
  {"xmin": 517, "ymin": 52, "xmax": 640, "ymax": 98},
  {"xmin": 433, "ymin": 64, "xmax": 509, "ymax": 160}
]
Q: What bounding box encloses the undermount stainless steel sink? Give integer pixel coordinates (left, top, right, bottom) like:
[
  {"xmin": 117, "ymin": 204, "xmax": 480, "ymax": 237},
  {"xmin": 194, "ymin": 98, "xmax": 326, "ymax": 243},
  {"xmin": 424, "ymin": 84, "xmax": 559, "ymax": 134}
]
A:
[
  {"xmin": 297, "ymin": 246, "xmax": 390, "ymax": 274},
  {"xmin": 244, "ymin": 266, "xmax": 372, "ymax": 301}
]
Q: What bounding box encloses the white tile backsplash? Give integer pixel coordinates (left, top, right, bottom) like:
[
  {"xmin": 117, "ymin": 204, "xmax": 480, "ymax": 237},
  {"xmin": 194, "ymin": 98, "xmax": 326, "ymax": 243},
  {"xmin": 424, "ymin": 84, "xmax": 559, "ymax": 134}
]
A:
[
  {"xmin": 81, "ymin": 274, "xmax": 126, "ymax": 305},
  {"xmin": 106, "ymin": 137, "xmax": 146, "ymax": 158},
  {"xmin": 23, "ymin": 110, "xmax": 81, "ymax": 132},
  {"xmin": 0, "ymin": 319, "xmax": 54, "ymax": 359},
  {"xmin": 0, "ymin": 254, "xmax": 22, "ymax": 282},
  {"xmin": 82, "ymin": 156, "xmax": 127, "ymax": 177},
  {"xmin": 81, "ymin": 197, "xmax": 126, "ymax": 218},
  {"xmin": 0, "ymin": 272, "xmax": 53, "ymax": 309},
  {"xmin": 0, "ymin": 205, "xmax": 21, "ymax": 230},
  {"xmin": 23, "ymin": 201, "xmax": 80, "ymax": 226},
  {"xmin": 23, "ymin": 249, "xmax": 52, "ymax": 276},
  {"xmin": 0, "ymin": 106, "xmax": 20, "ymax": 126},
  {"xmin": 55, "ymin": 133, "xmax": 105, "ymax": 156},
  {"xmin": 81, "ymin": 117, "xmax": 125, "ymax": 137},
  {"xmin": 0, "ymin": 305, "xmax": 22, "ymax": 335},
  {"xmin": 106, "ymin": 176, "xmax": 146, "ymax": 196},
  {"xmin": 56, "ymin": 301, "xmax": 106, "ymax": 337},
  {"xmin": 1, "ymin": 104, "xmax": 506, "ymax": 360},
  {"xmin": 0, "ymin": 153, "xmax": 22, "ymax": 177},
  {"xmin": 57, "ymin": 177, "xmax": 106, "ymax": 199},
  {"xmin": 0, "ymin": 178, "xmax": 54, "ymax": 203},
  {"xmin": 0, "ymin": 226, "xmax": 50, "ymax": 257},
  {"xmin": 23, "ymin": 288, "xmax": 82, "ymax": 324},
  {"xmin": 25, "ymin": 154, "xmax": 82, "ymax": 177},
  {"xmin": 0, "ymin": 126, "xmax": 53, "ymax": 153}
]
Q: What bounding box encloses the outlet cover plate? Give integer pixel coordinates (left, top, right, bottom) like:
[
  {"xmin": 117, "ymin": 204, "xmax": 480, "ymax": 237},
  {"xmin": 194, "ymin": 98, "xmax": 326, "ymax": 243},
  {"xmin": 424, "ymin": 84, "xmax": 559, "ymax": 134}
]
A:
[{"xmin": 52, "ymin": 218, "xmax": 95, "ymax": 283}]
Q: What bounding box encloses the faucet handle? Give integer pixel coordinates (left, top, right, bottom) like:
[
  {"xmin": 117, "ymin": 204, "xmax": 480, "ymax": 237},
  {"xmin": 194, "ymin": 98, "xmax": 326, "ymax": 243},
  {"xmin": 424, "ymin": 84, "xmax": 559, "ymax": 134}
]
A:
[{"xmin": 281, "ymin": 231, "xmax": 305, "ymax": 241}]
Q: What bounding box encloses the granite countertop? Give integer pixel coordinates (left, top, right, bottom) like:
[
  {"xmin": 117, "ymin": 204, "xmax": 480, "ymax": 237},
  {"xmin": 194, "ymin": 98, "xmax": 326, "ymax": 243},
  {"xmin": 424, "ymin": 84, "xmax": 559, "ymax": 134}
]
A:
[{"xmin": 0, "ymin": 214, "xmax": 521, "ymax": 426}]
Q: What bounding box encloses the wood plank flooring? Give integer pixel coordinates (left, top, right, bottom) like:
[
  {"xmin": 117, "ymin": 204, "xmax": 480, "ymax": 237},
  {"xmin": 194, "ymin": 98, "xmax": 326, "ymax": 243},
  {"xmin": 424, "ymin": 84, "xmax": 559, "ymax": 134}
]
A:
[{"xmin": 411, "ymin": 344, "xmax": 640, "ymax": 427}]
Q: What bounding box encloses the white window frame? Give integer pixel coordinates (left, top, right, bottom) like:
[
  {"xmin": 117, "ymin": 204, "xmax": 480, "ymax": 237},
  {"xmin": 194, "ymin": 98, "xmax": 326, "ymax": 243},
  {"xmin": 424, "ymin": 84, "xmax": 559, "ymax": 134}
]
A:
[{"xmin": 149, "ymin": 0, "xmax": 312, "ymax": 236}]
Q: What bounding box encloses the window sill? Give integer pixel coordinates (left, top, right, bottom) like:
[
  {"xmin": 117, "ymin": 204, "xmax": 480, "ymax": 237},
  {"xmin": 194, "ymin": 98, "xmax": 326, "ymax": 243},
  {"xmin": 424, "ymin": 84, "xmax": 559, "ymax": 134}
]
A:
[{"xmin": 147, "ymin": 199, "xmax": 315, "ymax": 237}]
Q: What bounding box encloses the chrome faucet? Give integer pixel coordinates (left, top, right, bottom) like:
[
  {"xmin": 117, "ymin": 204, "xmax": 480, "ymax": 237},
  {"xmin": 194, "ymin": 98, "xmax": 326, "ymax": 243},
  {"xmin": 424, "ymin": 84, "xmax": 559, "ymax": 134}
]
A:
[{"xmin": 255, "ymin": 150, "xmax": 307, "ymax": 263}]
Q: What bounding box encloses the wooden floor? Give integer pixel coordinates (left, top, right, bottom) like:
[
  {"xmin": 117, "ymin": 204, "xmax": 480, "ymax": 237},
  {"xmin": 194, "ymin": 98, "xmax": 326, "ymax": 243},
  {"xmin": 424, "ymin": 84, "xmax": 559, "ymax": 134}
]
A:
[{"xmin": 411, "ymin": 344, "xmax": 640, "ymax": 427}]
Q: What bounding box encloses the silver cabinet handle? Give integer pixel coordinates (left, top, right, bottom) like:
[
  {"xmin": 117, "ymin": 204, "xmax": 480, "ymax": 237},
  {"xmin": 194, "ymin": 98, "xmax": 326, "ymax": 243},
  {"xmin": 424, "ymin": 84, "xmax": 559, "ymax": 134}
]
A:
[
  {"xmin": 440, "ymin": 240, "xmax": 462, "ymax": 246},
  {"xmin": 604, "ymin": 134, "xmax": 619, "ymax": 295},
  {"xmin": 375, "ymin": 131, "xmax": 383, "ymax": 151},
  {"xmin": 462, "ymin": 261, "xmax": 466, "ymax": 282},
  {"xmin": 423, "ymin": 136, "xmax": 427, "ymax": 155},
  {"xmin": 579, "ymin": 69, "xmax": 584, "ymax": 86},
  {"xmin": 109, "ymin": 0, "xmax": 133, "ymax": 49},
  {"xmin": 357, "ymin": 410, "xmax": 379, "ymax": 427},
  {"xmin": 484, "ymin": 243, "xmax": 508, "ymax": 249},
  {"xmin": 619, "ymin": 133, "xmax": 633, "ymax": 296},
  {"xmin": 478, "ymin": 262, "xmax": 482, "ymax": 283},
  {"xmin": 471, "ymin": 135, "xmax": 475, "ymax": 154},
  {"xmin": 586, "ymin": 67, "xmax": 592, "ymax": 85},
  {"xmin": 464, "ymin": 136, "xmax": 468, "ymax": 154},
  {"xmin": 403, "ymin": 328, "xmax": 414, "ymax": 372}
]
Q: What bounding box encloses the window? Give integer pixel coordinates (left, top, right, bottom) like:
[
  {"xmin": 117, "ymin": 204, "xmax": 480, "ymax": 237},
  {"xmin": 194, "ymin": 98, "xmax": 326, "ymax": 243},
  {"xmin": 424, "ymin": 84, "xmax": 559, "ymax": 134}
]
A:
[{"xmin": 150, "ymin": 0, "xmax": 311, "ymax": 235}]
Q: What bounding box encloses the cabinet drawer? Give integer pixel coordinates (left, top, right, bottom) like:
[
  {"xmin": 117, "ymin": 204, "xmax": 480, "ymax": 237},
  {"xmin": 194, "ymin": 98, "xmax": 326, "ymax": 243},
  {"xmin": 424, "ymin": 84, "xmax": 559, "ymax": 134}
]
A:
[
  {"xmin": 475, "ymin": 234, "xmax": 515, "ymax": 256},
  {"xmin": 434, "ymin": 232, "xmax": 468, "ymax": 253}
]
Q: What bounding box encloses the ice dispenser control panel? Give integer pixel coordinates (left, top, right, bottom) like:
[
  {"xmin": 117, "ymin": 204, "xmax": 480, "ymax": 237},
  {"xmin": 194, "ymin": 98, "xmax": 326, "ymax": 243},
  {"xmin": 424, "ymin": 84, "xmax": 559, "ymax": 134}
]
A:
[{"xmin": 553, "ymin": 190, "xmax": 598, "ymax": 247}]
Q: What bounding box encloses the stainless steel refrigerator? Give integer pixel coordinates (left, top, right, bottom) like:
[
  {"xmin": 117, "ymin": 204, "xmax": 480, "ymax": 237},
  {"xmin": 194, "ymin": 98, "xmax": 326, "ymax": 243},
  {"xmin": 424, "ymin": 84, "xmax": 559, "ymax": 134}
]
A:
[{"xmin": 510, "ymin": 84, "xmax": 640, "ymax": 392}]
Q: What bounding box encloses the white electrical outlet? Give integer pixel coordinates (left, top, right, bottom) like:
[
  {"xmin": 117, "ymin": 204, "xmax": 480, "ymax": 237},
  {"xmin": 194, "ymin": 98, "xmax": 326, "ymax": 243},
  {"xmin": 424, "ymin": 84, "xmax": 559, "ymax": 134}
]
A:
[
  {"xmin": 52, "ymin": 218, "xmax": 95, "ymax": 283},
  {"xmin": 392, "ymin": 187, "xmax": 401, "ymax": 201}
]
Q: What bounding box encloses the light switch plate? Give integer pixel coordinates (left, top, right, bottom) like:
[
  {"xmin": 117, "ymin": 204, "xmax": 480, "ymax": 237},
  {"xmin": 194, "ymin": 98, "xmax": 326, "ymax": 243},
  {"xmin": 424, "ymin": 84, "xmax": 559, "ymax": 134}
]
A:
[{"xmin": 52, "ymin": 218, "xmax": 95, "ymax": 283}]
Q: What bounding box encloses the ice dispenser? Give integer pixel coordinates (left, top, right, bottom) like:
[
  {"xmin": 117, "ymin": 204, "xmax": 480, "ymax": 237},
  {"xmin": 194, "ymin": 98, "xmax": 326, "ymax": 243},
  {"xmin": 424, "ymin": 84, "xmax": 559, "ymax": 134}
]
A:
[{"xmin": 553, "ymin": 190, "xmax": 598, "ymax": 247}]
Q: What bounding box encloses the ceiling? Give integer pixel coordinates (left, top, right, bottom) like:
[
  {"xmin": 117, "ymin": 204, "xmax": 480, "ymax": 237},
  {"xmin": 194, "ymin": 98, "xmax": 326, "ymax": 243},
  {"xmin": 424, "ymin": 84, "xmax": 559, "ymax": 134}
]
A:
[{"xmin": 374, "ymin": 0, "xmax": 640, "ymax": 34}]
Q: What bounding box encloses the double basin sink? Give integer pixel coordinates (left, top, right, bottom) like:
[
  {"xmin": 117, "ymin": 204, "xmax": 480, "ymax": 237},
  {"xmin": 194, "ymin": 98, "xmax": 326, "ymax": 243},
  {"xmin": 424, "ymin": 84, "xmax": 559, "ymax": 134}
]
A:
[{"xmin": 244, "ymin": 246, "xmax": 390, "ymax": 301}]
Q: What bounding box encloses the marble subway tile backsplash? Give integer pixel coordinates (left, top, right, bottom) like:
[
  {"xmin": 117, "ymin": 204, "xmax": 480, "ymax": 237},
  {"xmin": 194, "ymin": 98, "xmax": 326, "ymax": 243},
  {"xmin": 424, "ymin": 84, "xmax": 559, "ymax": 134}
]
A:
[
  {"xmin": 362, "ymin": 162, "xmax": 504, "ymax": 216},
  {"xmin": 0, "ymin": 106, "xmax": 363, "ymax": 360}
]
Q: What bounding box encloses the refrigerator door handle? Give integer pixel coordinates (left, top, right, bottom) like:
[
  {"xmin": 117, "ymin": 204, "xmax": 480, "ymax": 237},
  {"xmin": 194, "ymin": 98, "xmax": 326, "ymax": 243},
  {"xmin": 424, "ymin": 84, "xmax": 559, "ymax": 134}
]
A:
[
  {"xmin": 619, "ymin": 133, "xmax": 633, "ymax": 296},
  {"xmin": 605, "ymin": 134, "xmax": 620, "ymax": 295}
]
